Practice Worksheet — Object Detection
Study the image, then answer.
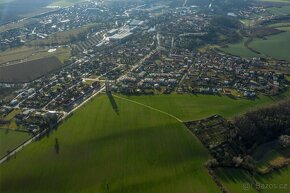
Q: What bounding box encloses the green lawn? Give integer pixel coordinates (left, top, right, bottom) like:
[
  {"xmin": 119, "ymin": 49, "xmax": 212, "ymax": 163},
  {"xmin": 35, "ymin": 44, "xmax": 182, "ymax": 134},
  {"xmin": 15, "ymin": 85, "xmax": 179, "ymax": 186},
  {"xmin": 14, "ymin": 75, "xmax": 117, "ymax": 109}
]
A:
[
  {"xmin": 0, "ymin": 93, "xmax": 289, "ymax": 193},
  {"xmin": 0, "ymin": 129, "xmax": 31, "ymax": 158}
]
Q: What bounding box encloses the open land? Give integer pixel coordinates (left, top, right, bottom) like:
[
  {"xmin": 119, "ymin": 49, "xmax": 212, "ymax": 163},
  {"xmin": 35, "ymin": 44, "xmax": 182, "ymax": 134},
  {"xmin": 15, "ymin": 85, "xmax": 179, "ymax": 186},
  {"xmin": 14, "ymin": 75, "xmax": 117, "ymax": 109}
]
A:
[
  {"xmin": 0, "ymin": 129, "xmax": 31, "ymax": 158},
  {"xmin": 0, "ymin": 46, "xmax": 71, "ymax": 65},
  {"xmin": 0, "ymin": 94, "xmax": 220, "ymax": 193},
  {"xmin": 221, "ymin": 28, "xmax": 290, "ymax": 61},
  {"xmin": 257, "ymin": 0, "xmax": 290, "ymax": 3},
  {"xmin": 0, "ymin": 0, "xmax": 86, "ymax": 24},
  {"xmin": 219, "ymin": 39, "xmax": 262, "ymax": 59},
  {"xmin": 216, "ymin": 166, "xmax": 290, "ymax": 193},
  {"xmin": 249, "ymin": 30, "xmax": 290, "ymax": 61},
  {"xmin": 0, "ymin": 0, "xmax": 53, "ymax": 24},
  {"xmin": 1, "ymin": 1, "xmax": 290, "ymax": 193},
  {"xmin": 48, "ymin": 0, "xmax": 87, "ymax": 7},
  {"xmin": 0, "ymin": 56, "xmax": 63, "ymax": 83},
  {"xmin": 1, "ymin": 92, "xmax": 289, "ymax": 193}
]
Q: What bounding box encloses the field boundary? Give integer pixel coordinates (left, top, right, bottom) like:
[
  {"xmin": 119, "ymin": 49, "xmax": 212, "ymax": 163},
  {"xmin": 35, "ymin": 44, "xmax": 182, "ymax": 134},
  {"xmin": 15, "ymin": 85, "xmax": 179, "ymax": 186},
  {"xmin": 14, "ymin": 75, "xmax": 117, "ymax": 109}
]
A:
[{"xmin": 113, "ymin": 94, "xmax": 183, "ymax": 122}]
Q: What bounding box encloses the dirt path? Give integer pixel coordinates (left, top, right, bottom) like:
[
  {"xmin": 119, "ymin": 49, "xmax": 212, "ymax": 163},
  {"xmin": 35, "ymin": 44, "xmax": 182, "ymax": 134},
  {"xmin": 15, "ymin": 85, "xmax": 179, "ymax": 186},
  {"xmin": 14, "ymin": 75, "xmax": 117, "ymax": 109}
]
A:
[{"xmin": 112, "ymin": 94, "xmax": 183, "ymax": 123}]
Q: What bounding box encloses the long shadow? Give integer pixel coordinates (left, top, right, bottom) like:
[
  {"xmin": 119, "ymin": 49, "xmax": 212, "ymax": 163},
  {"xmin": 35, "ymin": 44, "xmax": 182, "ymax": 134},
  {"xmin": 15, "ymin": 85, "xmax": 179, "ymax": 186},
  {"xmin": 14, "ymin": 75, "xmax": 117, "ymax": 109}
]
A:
[
  {"xmin": 107, "ymin": 92, "xmax": 119, "ymax": 115},
  {"xmin": 54, "ymin": 138, "xmax": 60, "ymax": 155}
]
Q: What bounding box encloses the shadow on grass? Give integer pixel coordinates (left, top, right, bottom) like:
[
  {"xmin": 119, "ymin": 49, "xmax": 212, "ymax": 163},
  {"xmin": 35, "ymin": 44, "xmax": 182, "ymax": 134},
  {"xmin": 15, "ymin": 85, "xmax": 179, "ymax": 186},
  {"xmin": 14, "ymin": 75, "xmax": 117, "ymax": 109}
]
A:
[
  {"xmin": 54, "ymin": 138, "xmax": 60, "ymax": 155},
  {"xmin": 107, "ymin": 92, "xmax": 119, "ymax": 115}
]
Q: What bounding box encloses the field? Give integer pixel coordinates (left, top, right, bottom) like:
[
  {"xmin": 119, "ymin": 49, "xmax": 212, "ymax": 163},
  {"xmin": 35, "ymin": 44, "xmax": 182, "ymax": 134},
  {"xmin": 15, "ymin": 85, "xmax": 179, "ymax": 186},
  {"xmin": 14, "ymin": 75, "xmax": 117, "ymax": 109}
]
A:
[
  {"xmin": 251, "ymin": 140, "xmax": 290, "ymax": 173},
  {"xmin": 0, "ymin": 0, "xmax": 86, "ymax": 24},
  {"xmin": 257, "ymin": 0, "xmax": 290, "ymax": 3},
  {"xmin": 216, "ymin": 166, "xmax": 290, "ymax": 193},
  {"xmin": 249, "ymin": 30, "xmax": 290, "ymax": 61},
  {"xmin": 0, "ymin": 129, "xmax": 31, "ymax": 159},
  {"xmin": 0, "ymin": 0, "xmax": 53, "ymax": 24},
  {"xmin": 1, "ymin": 92, "xmax": 289, "ymax": 193},
  {"xmin": 0, "ymin": 94, "xmax": 220, "ymax": 193},
  {"xmin": 28, "ymin": 23, "xmax": 98, "ymax": 47},
  {"xmin": 268, "ymin": 6, "xmax": 290, "ymax": 16},
  {"xmin": 0, "ymin": 56, "xmax": 63, "ymax": 83},
  {"xmin": 219, "ymin": 39, "xmax": 261, "ymax": 59},
  {"xmin": 124, "ymin": 93, "xmax": 286, "ymax": 121},
  {"xmin": 0, "ymin": 46, "xmax": 71, "ymax": 65},
  {"xmin": 48, "ymin": 0, "xmax": 86, "ymax": 7},
  {"xmin": 221, "ymin": 29, "xmax": 290, "ymax": 61}
]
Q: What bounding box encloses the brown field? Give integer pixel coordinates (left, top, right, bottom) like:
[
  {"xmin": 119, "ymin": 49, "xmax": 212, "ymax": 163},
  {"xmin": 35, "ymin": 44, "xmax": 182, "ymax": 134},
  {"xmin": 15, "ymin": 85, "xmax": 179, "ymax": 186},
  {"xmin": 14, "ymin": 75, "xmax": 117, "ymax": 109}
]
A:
[
  {"xmin": 0, "ymin": 56, "xmax": 63, "ymax": 83},
  {"xmin": 0, "ymin": 46, "xmax": 71, "ymax": 65}
]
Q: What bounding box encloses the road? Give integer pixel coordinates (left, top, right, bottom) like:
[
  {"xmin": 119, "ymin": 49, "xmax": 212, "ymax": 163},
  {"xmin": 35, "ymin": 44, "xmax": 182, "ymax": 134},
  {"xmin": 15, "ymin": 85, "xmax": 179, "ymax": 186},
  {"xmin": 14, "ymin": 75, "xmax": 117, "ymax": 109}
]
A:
[
  {"xmin": 0, "ymin": 86, "xmax": 105, "ymax": 164},
  {"xmin": 117, "ymin": 49, "xmax": 157, "ymax": 83}
]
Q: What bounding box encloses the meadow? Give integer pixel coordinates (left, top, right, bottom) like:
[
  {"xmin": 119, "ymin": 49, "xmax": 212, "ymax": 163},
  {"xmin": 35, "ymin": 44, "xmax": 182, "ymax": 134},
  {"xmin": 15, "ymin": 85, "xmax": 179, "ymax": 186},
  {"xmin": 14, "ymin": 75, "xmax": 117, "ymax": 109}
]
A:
[
  {"xmin": 250, "ymin": 30, "xmax": 290, "ymax": 61},
  {"xmin": 125, "ymin": 93, "xmax": 285, "ymax": 121},
  {"xmin": 257, "ymin": 0, "xmax": 290, "ymax": 3},
  {"xmin": 1, "ymin": 92, "xmax": 289, "ymax": 193},
  {"xmin": 0, "ymin": 129, "xmax": 30, "ymax": 158},
  {"xmin": 0, "ymin": 94, "xmax": 220, "ymax": 193},
  {"xmin": 49, "ymin": 0, "xmax": 86, "ymax": 7},
  {"xmin": 221, "ymin": 29, "xmax": 290, "ymax": 61},
  {"xmin": 216, "ymin": 166, "xmax": 290, "ymax": 193},
  {"xmin": 219, "ymin": 39, "xmax": 261, "ymax": 59}
]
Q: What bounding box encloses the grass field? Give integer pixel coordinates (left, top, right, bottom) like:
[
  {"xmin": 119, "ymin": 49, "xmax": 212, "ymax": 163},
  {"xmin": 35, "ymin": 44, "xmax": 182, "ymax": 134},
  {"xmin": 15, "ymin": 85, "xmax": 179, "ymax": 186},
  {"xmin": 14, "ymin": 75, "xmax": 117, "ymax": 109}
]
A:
[
  {"xmin": 255, "ymin": 166, "xmax": 290, "ymax": 193},
  {"xmin": 0, "ymin": 46, "xmax": 71, "ymax": 65},
  {"xmin": 28, "ymin": 23, "xmax": 97, "ymax": 47},
  {"xmin": 0, "ymin": 129, "xmax": 31, "ymax": 158},
  {"xmin": 124, "ymin": 93, "xmax": 287, "ymax": 121},
  {"xmin": 257, "ymin": 0, "xmax": 290, "ymax": 3},
  {"xmin": 249, "ymin": 30, "xmax": 290, "ymax": 61},
  {"xmin": 219, "ymin": 39, "xmax": 261, "ymax": 59},
  {"xmin": 216, "ymin": 166, "xmax": 290, "ymax": 193},
  {"xmin": 48, "ymin": 0, "xmax": 86, "ymax": 7},
  {"xmin": 0, "ymin": 94, "xmax": 221, "ymax": 193},
  {"xmin": 251, "ymin": 140, "xmax": 290, "ymax": 173},
  {"xmin": 1, "ymin": 92, "xmax": 289, "ymax": 193},
  {"xmin": 215, "ymin": 168, "xmax": 257, "ymax": 193},
  {"xmin": 221, "ymin": 28, "xmax": 290, "ymax": 61},
  {"xmin": 268, "ymin": 6, "xmax": 290, "ymax": 15}
]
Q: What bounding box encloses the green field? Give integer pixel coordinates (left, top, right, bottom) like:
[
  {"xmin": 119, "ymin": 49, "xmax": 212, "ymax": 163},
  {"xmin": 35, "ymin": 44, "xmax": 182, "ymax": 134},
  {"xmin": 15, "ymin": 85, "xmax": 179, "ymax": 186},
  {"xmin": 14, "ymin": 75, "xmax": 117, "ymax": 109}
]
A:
[
  {"xmin": 216, "ymin": 166, "xmax": 290, "ymax": 193},
  {"xmin": 219, "ymin": 39, "xmax": 261, "ymax": 59},
  {"xmin": 268, "ymin": 6, "xmax": 290, "ymax": 15},
  {"xmin": 249, "ymin": 30, "xmax": 290, "ymax": 61},
  {"xmin": 124, "ymin": 93, "xmax": 283, "ymax": 121},
  {"xmin": 0, "ymin": 93, "xmax": 289, "ymax": 193},
  {"xmin": 49, "ymin": 0, "xmax": 86, "ymax": 7},
  {"xmin": 221, "ymin": 29, "xmax": 290, "ymax": 61},
  {"xmin": 215, "ymin": 168, "xmax": 257, "ymax": 193},
  {"xmin": 257, "ymin": 0, "xmax": 290, "ymax": 3},
  {"xmin": 0, "ymin": 129, "xmax": 31, "ymax": 158}
]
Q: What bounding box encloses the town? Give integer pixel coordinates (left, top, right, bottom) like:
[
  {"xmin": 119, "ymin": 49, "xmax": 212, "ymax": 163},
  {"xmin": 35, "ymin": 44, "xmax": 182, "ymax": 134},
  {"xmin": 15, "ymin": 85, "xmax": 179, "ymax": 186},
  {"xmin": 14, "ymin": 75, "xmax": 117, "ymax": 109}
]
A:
[{"xmin": 0, "ymin": 0, "xmax": 289, "ymax": 139}]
